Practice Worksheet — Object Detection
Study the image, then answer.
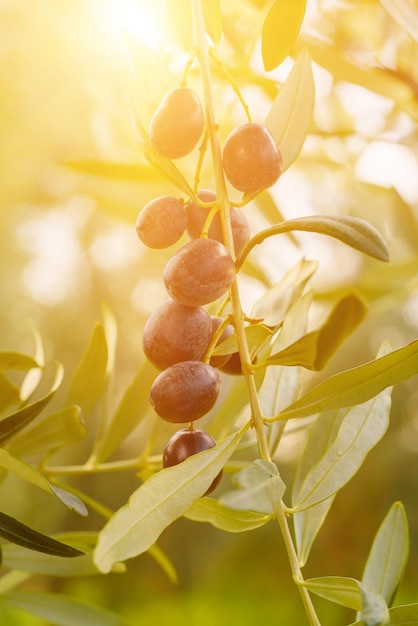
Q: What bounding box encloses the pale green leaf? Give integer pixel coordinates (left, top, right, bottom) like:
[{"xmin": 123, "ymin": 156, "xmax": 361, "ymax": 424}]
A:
[
  {"xmin": 263, "ymin": 293, "xmax": 366, "ymax": 370},
  {"xmin": 1, "ymin": 532, "xmax": 102, "ymax": 577},
  {"xmin": 250, "ymin": 258, "xmax": 318, "ymax": 326},
  {"xmin": 380, "ymin": 0, "xmax": 418, "ymax": 43},
  {"xmin": 20, "ymin": 324, "xmax": 45, "ymax": 402},
  {"xmin": 0, "ymin": 449, "xmax": 87, "ymax": 516},
  {"xmin": 262, "ymin": 0, "xmax": 307, "ymax": 71},
  {"xmin": 293, "ymin": 496, "xmax": 335, "ymax": 567},
  {"xmin": 292, "ymin": 369, "xmax": 392, "ymax": 511},
  {"xmin": 0, "ymin": 362, "xmax": 64, "ymax": 445},
  {"xmin": 94, "ymin": 430, "xmax": 243, "ymax": 573},
  {"xmin": 220, "ymin": 460, "xmax": 285, "ymax": 514},
  {"xmin": 292, "ymin": 409, "xmax": 347, "ymax": 564},
  {"xmin": 361, "ymin": 502, "xmax": 409, "ymax": 607},
  {"xmin": 303, "ymin": 576, "xmax": 390, "ymax": 625},
  {"xmin": 237, "ymin": 215, "xmax": 389, "ymax": 271},
  {"xmin": 66, "ymin": 322, "xmax": 108, "ymax": 418},
  {"xmin": 265, "ymin": 49, "xmax": 315, "ymax": 171},
  {"xmin": 184, "ymin": 497, "xmax": 272, "ymax": 532},
  {"xmin": 0, "ymin": 511, "xmax": 84, "ymax": 558},
  {"xmin": 211, "ymin": 324, "xmax": 273, "ymax": 357},
  {"xmin": 8, "ymin": 406, "xmax": 86, "ymax": 458},
  {"xmin": 278, "ymin": 340, "xmax": 418, "ymax": 420},
  {"xmin": 93, "ymin": 360, "xmax": 155, "ymax": 463},
  {"xmin": 2, "ymin": 591, "xmax": 134, "ymax": 626},
  {"xmin": 0, "ymin": 352, "xmax": 39, "ymax": 370}
]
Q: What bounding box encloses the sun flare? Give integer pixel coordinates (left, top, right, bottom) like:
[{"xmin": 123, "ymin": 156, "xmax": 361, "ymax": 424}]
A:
[{"xmin": 100, "ymin": 0, "xmax": 164, "ymax": 50}]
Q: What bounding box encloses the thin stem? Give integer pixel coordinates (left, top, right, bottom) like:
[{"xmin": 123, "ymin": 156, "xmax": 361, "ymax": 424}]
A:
[
  {"xmin": 191, "ymin": 3, "xmax": 322, "ymax": 624},
  {"xmin": 191, "ymin": 0, "xmax": 270, "ymax": 462},
  {"xmin": 274, "ymin": 501, "xmax": 322, "ymax": 626}
]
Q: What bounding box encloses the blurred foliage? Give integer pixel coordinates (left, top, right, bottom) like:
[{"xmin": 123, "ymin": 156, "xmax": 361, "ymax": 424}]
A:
[{"xmin": 0, "ymin": 0, "xmax": 418, "ymax": 624}]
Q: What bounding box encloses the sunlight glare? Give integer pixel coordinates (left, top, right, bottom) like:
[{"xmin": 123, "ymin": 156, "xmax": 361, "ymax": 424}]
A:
[{"xmin": 100, "ymin": 0, "xmax": 164, "ymax": 50}]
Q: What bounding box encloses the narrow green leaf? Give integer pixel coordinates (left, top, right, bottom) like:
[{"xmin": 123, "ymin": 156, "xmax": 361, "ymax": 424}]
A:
[
  {"xmin": 293, "ymin": 409, "xmax": 347, "ymax": 564},
  {"xmin": 292, "ymin": 374, "xmax": 392, "ymax": 511},
  {"xmin": 382, "ymin": 604, "xmax": 418, "ymax": 625},
  {"xmin": 293, "ymin": 497, "xmax": 335, "ymax": 567},
  {"xmin": 220, "ymin": 460, "xmax": 285, "ymax": 514},
  {"xmin": 362, "ymin": 502, "xmax": 409, "ymax": 607},
  {"xmin": 7, "ymin": 405, "xmax": 86, "ymax": 458},
  {"xmin": 0, "ymin": 352, "xmax": 39, "ymax": 370},
  {"xmin": 20, "ymin": 323, "xmax": 45, "ymax": 402},
  {"xmin": 211, "ymin": 324, "xmax": 273, "ymax": 357},
  {"xmin": 1, "ymin": 532, "xmax": 102, "ymax": 577},
  {"xmin": 265, "ymin": 49, "xmax": 315, "ymax": 171},
  {"xmin": 0, "ymin": 362, "xmax": 64, "ymax": 445},
  {"xmin": 93, "ymin": 360, "xmax": 155, "ymax": 463},
  {"xmin": 0, "ymin": 449, "xmax": 87, "ymax": 516},
  {"xmin": 66, "ymin": 322, "xmax": 108, "ymax": 418},
  {"xmin": 0, "ymin": 511, "xmax": 84, "ymax": 558},
  {"xmin": 94, "ymin": 430, "xmax": 243, "ymax": 573},
  {"xmin": 303, "ymin": 576, "xmax": 390, "ymax": 625},
  {"xmin": 278, "ymin": 340, "xmax": 418, "ymax": 420},
  {"xmin": 184, "ymin": 497, "xmax": 272, "ymax": 532},
  {"xmin": 264, "ymin": 294, "xmax": 366, "ymax": 370},
  {"xmin": 250, "ymin": 258, "xmax": 318, "ymax": 326},
  {"xmin": 262, "ymin": 0, "xmax": 307, "ymax": 71},
  {"xmin": 379, "ymin": 0, "xmax": 418, "ymax": 44},
  {"xmin": 3, "ymin": 591, "xmax": 134, "ymax": 626},
  {"xmin": 237, "ymin": 215, "xmax": 389, "ymax": 271}
]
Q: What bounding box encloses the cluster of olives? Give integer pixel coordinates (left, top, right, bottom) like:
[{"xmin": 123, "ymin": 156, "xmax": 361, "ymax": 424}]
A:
[{"xmin": 136, "ymin": 86, "xmax": 283, "ymax": 494}]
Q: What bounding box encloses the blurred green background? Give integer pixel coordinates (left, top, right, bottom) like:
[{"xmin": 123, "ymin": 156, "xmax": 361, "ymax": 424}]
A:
[{"xmin": 0, "ymin": 0, "xmax": 417, "ymax": 623}]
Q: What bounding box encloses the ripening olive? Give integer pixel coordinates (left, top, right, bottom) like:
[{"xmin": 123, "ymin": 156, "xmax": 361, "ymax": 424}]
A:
[
  {"xmin": 222, "ymin": 122, "xmax": 283, "ymax": 193},
  {"xmin": 149, "ymin": 87, "xmax": 204, "ymax": 159}
]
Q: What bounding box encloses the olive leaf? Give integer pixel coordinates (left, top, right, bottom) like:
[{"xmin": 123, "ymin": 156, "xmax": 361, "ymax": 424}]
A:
[
  {"xmin": 250, "ymin": 258, "xmax": 318, "ymax": 327},
  {"xmin": 2, "ymin": 591, "xmax": 135, "ymax": 626},
  {"xmin": 291, "ymin": 356, "xmax": 392, "ymax": 512},
  {"xmin": 7, "ymin": 405, "xmax": 86, "ymax": 458},
  {"xmin": 0, "ymin": 362, "xmax": 64, "ymax": 445},
  {"xmin": 220, "ymin": 460, "xmax": 285, "ymax": 514},
  {"xmin": 302, "ymin": 576, "xmax": 390, "ymax": 625},
  {"xmin": 361, "ymin": 502, "xmax": 409, "ymax": 608},
  {"xmin": 261, "ymin": 0, "xmax": 307, "ymax": 71},
  {"xmin": 66, "ymin": 322, "xmax": 108, "ymax": 418},
  {"xmin": 0, "ymin": 352, "xmax": 39, "ymax": 370},
  {"xmin": 94, "ymin": 429, "xmax": 243, "ymax": 573},
  {"xmin": 265, "ymin": 48, "xmax": 315, "ymax": 171},
  {"xmin": 91, "ymin": 359, "xmax": 155, "ymax": 464},
  {"xmin": 237, "ymin": 215, "xmax": 389, "ymax": 271},
  {"xmin": 0, "ymin": 448, "xmax": 87, "ymax": 516},
  {"xmin": 0, "ymin": 511, "xmax": 84, "ymax": 558},
  {"xmin": 262, "ymin": 293, "xmax": 367, "ymax": 370},
  {"xmin": 184, "ymin": 497, "xmax": 272, "ymax": 532},
  {"xmin": 277, "ymin": 339, "xmax": 418, "ymax": 420}
]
